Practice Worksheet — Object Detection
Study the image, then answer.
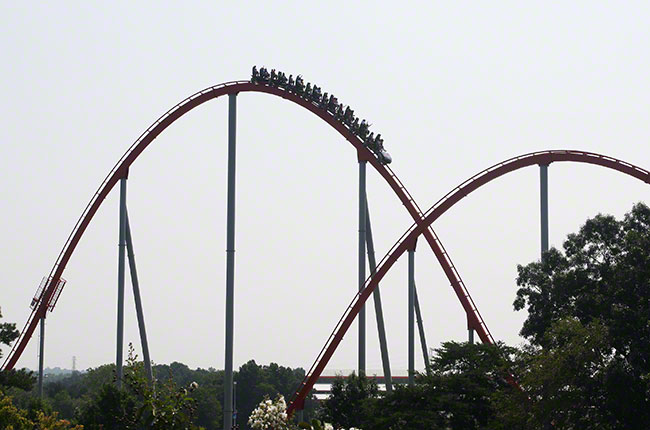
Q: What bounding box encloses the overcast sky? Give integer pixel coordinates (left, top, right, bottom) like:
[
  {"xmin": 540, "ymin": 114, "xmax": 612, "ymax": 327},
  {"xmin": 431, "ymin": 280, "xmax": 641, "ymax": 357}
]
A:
[{"xmin": 2, "ymin": 2, "xmax": 650, "ymax": 376}]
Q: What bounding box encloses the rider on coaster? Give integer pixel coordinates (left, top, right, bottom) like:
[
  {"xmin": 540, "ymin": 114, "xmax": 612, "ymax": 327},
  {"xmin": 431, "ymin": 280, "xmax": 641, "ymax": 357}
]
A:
[
  {"xmin": 359, "ymin": 120, "xmax": 369, "ymax": 138},
  {"xmin": 374, "ymin": 134, "xmax": 383, "ymax": 150},
  {"xmin": 366, "ymin": 132, "xmax": 375, "ymax": 147},
  {"xmin": 296, "ymin": 75, "xmax": 304, "ymax": 93},
  {"xmin": 328, "ymin": 95, "xmax": 337, "ymax": 113}
]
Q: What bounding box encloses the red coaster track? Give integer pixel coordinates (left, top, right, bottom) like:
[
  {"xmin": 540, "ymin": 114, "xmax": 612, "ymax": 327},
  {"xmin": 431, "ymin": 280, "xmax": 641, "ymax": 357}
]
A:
[
  {"xmin": 287, "ymin": 149, "xmax": 650, "ymax": 414},
  {"xmin": 2, "ymin": 81, "xmax": 491, "ymax": 377}
]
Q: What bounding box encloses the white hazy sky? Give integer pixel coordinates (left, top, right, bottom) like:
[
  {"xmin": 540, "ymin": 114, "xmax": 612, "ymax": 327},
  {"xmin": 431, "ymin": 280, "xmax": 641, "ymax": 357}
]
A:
[{"xmin": 2, "ymin": 2, "xmax": 650, "ymax": 375}]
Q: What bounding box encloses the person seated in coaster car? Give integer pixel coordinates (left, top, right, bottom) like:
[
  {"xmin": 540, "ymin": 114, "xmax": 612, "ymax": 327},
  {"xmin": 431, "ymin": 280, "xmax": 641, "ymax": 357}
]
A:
[
  {"xmin": 321, "ymin": 92, "xmax": 329, "ymax": 108},
  {"xmin": 295, "ymin": 75, "xmax": 304, "ymax": 94},
  {"xmin": 335, "ymin": 103, "xmax": 345, "ymax": 120},
  {"xmin": 351, "ymin": 117, "xmax": 360, "ymax": 133},
  {"xmin": 251, "ymin": 66, "xmax": 259, "ymax": 83},
  {"xmin": 358, "ymin": 120, "xmax": 369, "ymax": 138},
  {"xmin": 304, "ymin": 82, "xmax": 312, "ymax": 98},
  {"xmin": 328, "ymin": 95, "xmax": 338, "ymax": 113},
  {"xmin": 344, "ymin": 107, "xmax": 354, "ymax": 125},
  {"xmin": 313, "ymin": 86, "xmax": 322, "ymax": 102},
  {"xmin": 279, "ymin": 72, "xmax": 288, "ymax": 87},
  {"xmin": 259, "ymin": 67, "xmax": 270, "ymax": 82},
  {"xmin": 270, "ymin": 69, "xmax": 278, "ymax": 85},
  {"xmin": 374, "ymin": 134, "xmax": 383, "ymax": 151},
  {"xmin": 288, "ymin": 74, "xmax": 295, "ymax": 90},
  {"xmin": 365, "ymin": 132, "xmax": 375, "ymax": 148}
]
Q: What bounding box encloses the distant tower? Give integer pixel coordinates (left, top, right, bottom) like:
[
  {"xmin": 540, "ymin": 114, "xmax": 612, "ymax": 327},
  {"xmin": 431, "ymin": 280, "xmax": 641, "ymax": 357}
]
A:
[{"xmin": 72, "ymin": 356, "xmax": 77, "ymax": 373}]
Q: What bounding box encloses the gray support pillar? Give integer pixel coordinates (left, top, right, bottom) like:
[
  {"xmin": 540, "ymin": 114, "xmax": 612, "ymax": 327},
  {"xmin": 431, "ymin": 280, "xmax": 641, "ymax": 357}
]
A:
[
  {"xmin": 358, "ymin": 160, "xmax": 367, "ymax": 376},
  {"xmin": 468, "ymin": 312, "xmax": 475, "ymax": 344},
  {"xmin": 365, "ymin": 200, "xmax": 392, "ymax": 392},
  {"xmin": 125, "ymin": 211, "xmax": 153, "ymax": 384},
  {"xmin": 116, "ymin": 176, "xmax": 127, "ymax": 388},
  {"xmin": 38, "ymin": 316, "xmax": 45, "ymax": 397},
  {"xmin": 223, "ymin": 93, "xmax": 237, "ymax": 430},
  {"xmin": 412, "ymin": 284, "xmax": 430, "ymax": 374},
  {"xmin": 408, "ymin": 248, "xmax": 415, "ymax": 386},
  {"xmin": 540, "ymin": 164, "xmax": 549, "ymax": 257}
]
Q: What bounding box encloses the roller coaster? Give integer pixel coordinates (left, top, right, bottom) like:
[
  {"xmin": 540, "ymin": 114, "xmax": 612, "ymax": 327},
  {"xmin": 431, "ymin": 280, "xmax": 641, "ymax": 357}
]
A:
[{"xmin": 3, "ymin": 70, "xmax": 650, "ymax": 429}]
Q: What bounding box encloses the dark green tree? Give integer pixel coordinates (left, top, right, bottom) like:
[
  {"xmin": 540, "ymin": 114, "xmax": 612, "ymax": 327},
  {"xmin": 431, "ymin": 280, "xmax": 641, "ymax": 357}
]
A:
[
  {"xmin": 513, "ymin": 203, "xmax": 650, "ymax": 428},
  {"xmin": 0, "ymin": 307, "xmax": 36, "ymax": 392},
  {"xmin": 358, "ymin": 342, "xmax": 519, "ymax": 430},
  {"xmin": 0, "ymin": 307, "xmax": 19, "ymax": 354},
  {"xmin": 317, "ymin": 372, "xmax": 379, "ymax": 428}
]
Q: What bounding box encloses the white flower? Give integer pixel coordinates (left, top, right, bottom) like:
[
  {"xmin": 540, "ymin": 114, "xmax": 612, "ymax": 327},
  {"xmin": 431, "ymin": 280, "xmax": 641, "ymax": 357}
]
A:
[{"xmin": 248, "ymin": 395, "xmax": 290, "ymax": 430}]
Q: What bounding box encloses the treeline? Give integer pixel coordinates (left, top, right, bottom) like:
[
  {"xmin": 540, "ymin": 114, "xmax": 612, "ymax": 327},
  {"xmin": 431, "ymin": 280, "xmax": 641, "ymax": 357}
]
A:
[
  {"xmin": 3, "ymin": 202, "xmax": 650, "ymax": 429},
  {"xmin": 2, "ymin": 357, "xmax": 314, "ymax": 429}
]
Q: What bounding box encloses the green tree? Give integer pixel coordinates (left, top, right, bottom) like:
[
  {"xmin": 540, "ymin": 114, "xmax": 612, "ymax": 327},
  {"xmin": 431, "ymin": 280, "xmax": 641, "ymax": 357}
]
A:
[
  {"xmin": 317, "ymin": 372, "xmax": 378, "ymax": 428},
  {"xmin": 0, "ymin": 389, "xmax": 82, "ymax": 430},
  {"xmin": 358, "ymin": 342, "xmax": 519, "ymax": 430},
  {"xmin": 0, "ymin": 307, "xmax": 19, "ymax": 356},
  {"xmin": 236, "ymin": 359, "xmax": 312, "ymax": 429},
  {"xmin": 78, "ymin": 345, "xmax": 201, "ymax": 429},
  {"xmin": 0, "ymin": 307, "xmax": 36, "ymax": 392},
  {"xmin": 513, "ymin": 203, "xmax": 650, "ymax": 428}
]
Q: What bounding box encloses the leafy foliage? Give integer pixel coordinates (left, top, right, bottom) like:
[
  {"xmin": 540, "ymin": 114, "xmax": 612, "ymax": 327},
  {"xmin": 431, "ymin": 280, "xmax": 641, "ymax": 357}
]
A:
[
  {"xmin": 514, "ymin": 203, "xmax": 650, "ymax": 428},
  {"xmin": 77, "ymin": 344, "xmax": 200, "ymax": 429},
  {"xmin": 0, "ymin": 389, "xmax": 82, "ymax": 430},
  {"xmin": 0, "ymin": 307, "xmax": 19, "ymax": 359},
  {"xmin": 317, "ymin": 372, "xmax": 378, "ymax": 428},
  {"xmin": 0, "ymin": 369, "xmax": 36, "ymax": 391},
  {"xmin": 0, "ymin": 307, "xmax": 33, "ymax": 393},
  {"xmin": 357, "ymin": 342, "xmax": 518, "ymax": 430}
]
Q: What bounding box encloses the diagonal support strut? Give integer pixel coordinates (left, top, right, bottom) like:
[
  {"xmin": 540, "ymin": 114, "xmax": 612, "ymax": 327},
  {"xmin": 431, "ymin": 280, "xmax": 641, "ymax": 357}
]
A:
[{"xmin": 364, "ymin": 199, "xmax": 393, "ymax": 392}]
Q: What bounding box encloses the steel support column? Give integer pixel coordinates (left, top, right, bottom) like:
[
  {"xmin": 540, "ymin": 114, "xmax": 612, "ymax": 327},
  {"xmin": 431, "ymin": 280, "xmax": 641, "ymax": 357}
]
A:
[
  {"xmin": 38, "ymin": 316, "xmax": 45, "ymax": 397},
  {"xmin": 365, "ymin": 200, "xmax": 392, "ymax": 391},
  {"xmin": 116, "ymin": 176, "xmax": 127, "ymax": 388},
  {"xmin": 358, "ymin": 160, "xmax": 367, "ymax": 376},
  {"xmin": 125, "ymin": 211, "xmax": 153, "ymax": 384},
  {"xmin": 224, "ymin": 93, "xmax": 237, "ymax": 430},
  {"xmin": 540, "ymin": 164, "xmax": 549, "ymax": 257},
  {"xmin": 408, "ymin": 248, "xmax": 415, "ymax": 386},
  {"xmin": 413, "ymin": 283, "xmax": 430, "ymax": 374}
]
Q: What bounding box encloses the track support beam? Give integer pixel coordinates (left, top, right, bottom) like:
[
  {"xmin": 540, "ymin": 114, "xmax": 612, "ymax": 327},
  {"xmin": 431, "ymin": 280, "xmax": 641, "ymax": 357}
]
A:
[
  {"xmin": 38, "ymin": 315, "xmax": 45, "ymax": 397},
  {"xmin": 358, "ymin": 160, "xmax": 367, "ymax": 376},
  {"xmin": 468, "ymin": 327, "xmax": 475, "ymax": 344},
  {"xmin": 116, "ymin": 176, "xmax": 127, "ymax": 388},
  {"xmin": 408, "ymin": 248, "xmax": 415, "ymax": 386},
  {"xmin": 224, "ymin": 93, "xmax": 237, "ymax": 430},
  {"xmin": 365, "ymin": 200, "xmax": 392, "ymax": 391},
  {"xmin": 125, "ymin": 210, "xmax": 153, "ymax": 384},
  {"xmin": 540, "ymin": 164, "xmax": 549, "ymax": 258},
  {"xmin": 413, "ymin": 283, "xmax": 430, "ymax": 374}
]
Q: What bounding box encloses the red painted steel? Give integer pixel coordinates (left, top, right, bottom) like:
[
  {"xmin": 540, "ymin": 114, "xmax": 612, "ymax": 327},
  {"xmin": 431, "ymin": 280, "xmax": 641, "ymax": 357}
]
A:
[
  {"xmin": 287, "ymin": 150, "xmax": 650, "ymax": 415},
  {"xmin": 1, "ymin": 81, "xmax": 486, "ymax": 377}
]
